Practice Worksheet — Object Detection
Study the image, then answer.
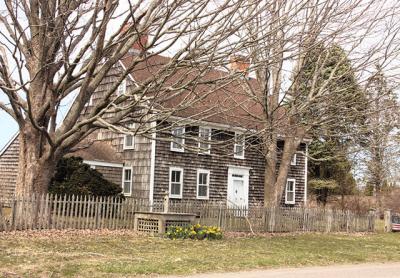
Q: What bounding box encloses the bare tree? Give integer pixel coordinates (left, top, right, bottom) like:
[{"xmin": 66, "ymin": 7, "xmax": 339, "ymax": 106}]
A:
[
  {"xmin": 363, "ymin": 66, "xmax": 399, "ymax": 211},
  {"xmin": 0, "ymin": 0, "xmax": 267, "ymax": 195},
  {"xmin": 223, "ymin": 0, "xmax": 400, "ymax": 206}
]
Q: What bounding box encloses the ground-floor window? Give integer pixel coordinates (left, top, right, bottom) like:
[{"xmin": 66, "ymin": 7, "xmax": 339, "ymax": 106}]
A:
[
  {"xmin": 122, "ymin": 167, "xmax": 133, "ymax": 196},
  {"xmin": 169, "ymin": 167, "xmax": 183, "ymax": 198},
  {"xmin": 285, "ymin": 178, "xmax": 296, "ymax": 204},
  {"xmin": 197, "ymin": 169, "xmax": 210, "ymax": 199}
]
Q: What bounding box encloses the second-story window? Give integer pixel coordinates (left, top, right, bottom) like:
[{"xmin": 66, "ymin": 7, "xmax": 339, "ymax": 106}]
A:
[
  {"xmin": 234, "ymin": 132, "xmax": 245, "ymax": 159},
  {"xmin": 171, "ymin": 126, "xmax": 185, "ymax": 152},
  {"xmin": 198, "ymin": 127, "xmax": 211, "ymax": 154},
  {"xmin": 117, "ymin": 79, "xmax": 126, "ymax": 96},
  {"xmin": 123, "ymin": 123, "xmax": 135, "ymax": 150}
]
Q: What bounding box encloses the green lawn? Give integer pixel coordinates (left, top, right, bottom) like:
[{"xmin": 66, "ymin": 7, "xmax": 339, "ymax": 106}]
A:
[{"xmin": 0, "ymin": 230, "xmax": 399, "ymax": 277}]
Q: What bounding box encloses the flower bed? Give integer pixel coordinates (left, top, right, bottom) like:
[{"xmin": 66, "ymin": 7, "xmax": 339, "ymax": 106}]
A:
[{"xmin": 166, "ymin": 223, "xmax": 222, "ymax": 240}]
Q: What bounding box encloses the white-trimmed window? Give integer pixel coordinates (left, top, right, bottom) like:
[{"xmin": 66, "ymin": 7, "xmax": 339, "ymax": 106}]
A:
[
  {"xmin": 122, "ymin": 167, "xmax": 133, "ymax": 196},
  {"xmin": 285, "ymin": 178, "xmax": 296, "ymax": 205},
  {"xmin": 169, "ymin": 167, "xmax": 183, "ymax": 198},
  {"xmin": 197, "ymin": 169, "xmax": 210, "ymax": 199},
  {"xmin": 234, "ymin": 132, "xmax": 245, "ymax": 159},
  {"xmin": 198, "ymin": 127, "xmax": 211, "ymax": 154},
  {"xmin": 123, "ymin": 123, "xmax": 135, "ymax": 150},
  {"xmin": 117, "ymin": 79, "xmax": 127, "ymax": 96},
  {"xmin": 291, "ymin": 153, "xmax": 297, "ymax": 166},
  {"xmin": 171, "ymin": 127, "xmax": 185, "ymax": 152}
]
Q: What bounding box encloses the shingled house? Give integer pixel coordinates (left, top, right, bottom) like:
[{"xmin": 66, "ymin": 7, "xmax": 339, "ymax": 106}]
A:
[{"xmin": 0, "ymin": 53, "xmax": 309, "ymax": 209}]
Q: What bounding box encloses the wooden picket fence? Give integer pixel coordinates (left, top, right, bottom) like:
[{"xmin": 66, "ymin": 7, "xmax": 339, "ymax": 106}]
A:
[
  {"xmin": 0, "ymin": 194, "xmax": 375, "ymax": 233},
  {"xmin": 0, "ymin": 194, "xmax": 148, "ymax": 232},
  {"xmin": 198, "ymin": 206, "xmax": 375, "ymax": 233}
]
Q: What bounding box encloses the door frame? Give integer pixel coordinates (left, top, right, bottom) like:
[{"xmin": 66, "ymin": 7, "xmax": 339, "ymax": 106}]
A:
[{"xmin": 227, "ymin": 166, "xmax": 250, "ymax": 209}]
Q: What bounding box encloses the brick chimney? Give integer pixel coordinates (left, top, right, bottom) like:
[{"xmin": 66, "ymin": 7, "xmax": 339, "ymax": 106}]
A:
[
  {"xmin": 230, "ymin": 55, "xmax": 250, "ymax": 76},
  {"xmin": 120, "ymin": 23, "xmax": 148, "ymax": 52}
]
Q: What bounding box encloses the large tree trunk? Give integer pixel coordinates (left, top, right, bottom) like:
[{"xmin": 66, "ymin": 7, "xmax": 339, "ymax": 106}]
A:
[
  {"xmin": 273, "ymin": 136, "xmax": 302, "ymax": 206},
  {"xmin": 15, "ymin": 126, "xmax": 57, "ymax": 196},
  {"xmin": 264, "ymin": 138, "xmax": 277, "ymax": 206},
  {"xmin": 263, "ymin": 125, "xmax": 305, "ymax": 207}
]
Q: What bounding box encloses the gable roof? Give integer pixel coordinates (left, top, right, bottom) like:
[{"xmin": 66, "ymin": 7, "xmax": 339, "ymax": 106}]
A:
[
  {"xmin": 120, "ymin": 53, "xmax": 288, "ymax": 132},
  {"xmin": 0, "ymin": 132, "xmax": 18, "ymax": 157},
  {"xmin": 67, "ymin": 140, "xmax": 123, "ymax": 164}
]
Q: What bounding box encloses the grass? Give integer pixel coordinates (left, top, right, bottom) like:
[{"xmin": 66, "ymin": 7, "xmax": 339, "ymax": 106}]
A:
[{"xmin": 0, "ymin": 230, "xmax": 399, "ymax": 277}]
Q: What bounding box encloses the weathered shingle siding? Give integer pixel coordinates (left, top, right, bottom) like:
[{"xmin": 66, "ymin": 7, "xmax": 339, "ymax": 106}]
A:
[
  {"xmin": 153, "ymin": 124, "xmax": 307, "ymax": 206},
  {"xmin": 96, "ymin": 129, "xmax": 152, "ymax": 199},
  {"xmin": 94, "ymin": 165, "xmax": 123, "ymax": 186},
  {"xmin": 84, "ymin": 64, "xmax": 153, "ymax": 199},
  {"xmin": 0, "ymin": 136, "xmax": 19, "ymax": 199}
]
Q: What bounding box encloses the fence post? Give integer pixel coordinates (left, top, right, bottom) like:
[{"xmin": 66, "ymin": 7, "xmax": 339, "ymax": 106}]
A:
[
  {"xmin": 346, "ymin": 210, "xmax": 351, "ymax": 233},
  {"xmin": 11, "ymin": 199, "xmax": 17, "ymax": 231},
  {"xmin": 163, "ymin": 192, "xmax": 169, "ymax": 213},
  {"xmin": 269, "ymin": 207, "xmax": 276, "ymax": 232},
  {"xmin": 384, "ymin": 210, "xmax": 392, "ymax": 233},
  {"xmin": 218, "ymin": 206, "xmax": 222, "ymax": 228},
  {"xmin": 368, "ymin": 209, "xmax": 375, "ymax": 232},
  {"xmin": 326, "ymin": 209, "xmax": 333, "ymax": 233}
]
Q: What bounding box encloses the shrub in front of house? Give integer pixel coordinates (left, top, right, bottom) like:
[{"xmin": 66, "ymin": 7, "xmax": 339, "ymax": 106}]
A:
[
  {"xmin": 166, "ymin": 224, "xmax": 222, "ymax": 240},
  {"xmin": 49, "ymin": 156, "xmax": 123, "ymax": 197}
]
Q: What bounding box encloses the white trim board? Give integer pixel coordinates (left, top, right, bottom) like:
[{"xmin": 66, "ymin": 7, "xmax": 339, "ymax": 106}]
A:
[
  {"xmin": 149, "ymin": 121, "xmax": 157, "ymax": 205},
  {"xmin": 304, "ymin": 144, "xmax": 308, "ymax": 205},
  {"xmin": 227, "ymin": 165, "xmax": 252, "ymax": 170},
  {"xmin": 83, "ymin": 160, "xmax": 123, "ymax": 168}
]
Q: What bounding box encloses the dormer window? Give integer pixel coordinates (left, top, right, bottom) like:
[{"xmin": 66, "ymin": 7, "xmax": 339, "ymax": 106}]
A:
[
  {"xmin": 85, "ymin": 95, "xmax": 93, "ymax": 107},
  {"xmin": 234, "ymin": 132, "xmax": 245, "ymax": 159},
  {"xmin": 123, "ymin": 123, "xmax": 135, "ymax": 150},
  {"xmin": 291, "ymin": 153, "xmax": 297, "ymax": 166},
  {"xmin": 171, "ymin": 126, "xmax": 185, "ymax": 152},
  {"xmin": 198, "ymin": 127, "xmax": 211, "ymax": 154},
  {"xmin": 117, "ymin": 79, "xmax": 126, "ymax": 96}
]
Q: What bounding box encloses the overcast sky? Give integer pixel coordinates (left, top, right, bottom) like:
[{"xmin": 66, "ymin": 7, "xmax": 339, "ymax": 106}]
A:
[{"xmin": 1, "ymin": 0, "xmax": 399, "ymax": 151}]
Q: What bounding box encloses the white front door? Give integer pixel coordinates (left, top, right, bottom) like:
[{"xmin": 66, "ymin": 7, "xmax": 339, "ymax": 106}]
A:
[{"xmin": 227, "ymin": 167, "xmax": 249, "ymax": 209}]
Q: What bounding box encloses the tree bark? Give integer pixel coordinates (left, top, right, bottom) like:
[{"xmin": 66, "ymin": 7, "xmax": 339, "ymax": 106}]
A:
[
  {"xmin": 263, "ymin": 124, "xmax": 305, "ymax": 207},
  {"xmin": 264, "ymin": 139, "xmax": 277, "ymax": 206},
  {"xmin": 15, "ymin": 126, "xmax": 57, "ymax": 196},
  {"xmin": 273, "ymin": 136, "xmax": 302, "ymax": 206}
]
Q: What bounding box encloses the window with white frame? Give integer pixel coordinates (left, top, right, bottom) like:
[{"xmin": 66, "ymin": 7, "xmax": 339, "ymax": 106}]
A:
[
  {"xmin": 117, "ymin": 79, "xmax": 126, "ymax": 96},
  {"xmin": 169, "ymin": 167, "xmax": 183, "ymax": 198},
  {"xmin": 122, "ymin": 167, "xmax": 133, "ymax": 196},
  {"xmin": 123, "ymin": 123, "xmax": 135, "ymax": 150},
  {"xmin": 198, "ymin": 127, "xmax": 211, "ymax": 154},
  {"xmin": 171, "ymin": 127, "xmax": 185, "ymax": 152},
  {"xmin": 291, "ymin": 153, "xmax": 297, "ymax": 166},
  {"xmin": 234, "ymin": 132, "xmax": 245, "ymax": 159},
  {"xmin": 197, "ymin": 169, "xmax": 210, "ymax": 199},
  {"xmin": 285, "ymin": 178, "xmax": 296, "ymax": 204}
]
